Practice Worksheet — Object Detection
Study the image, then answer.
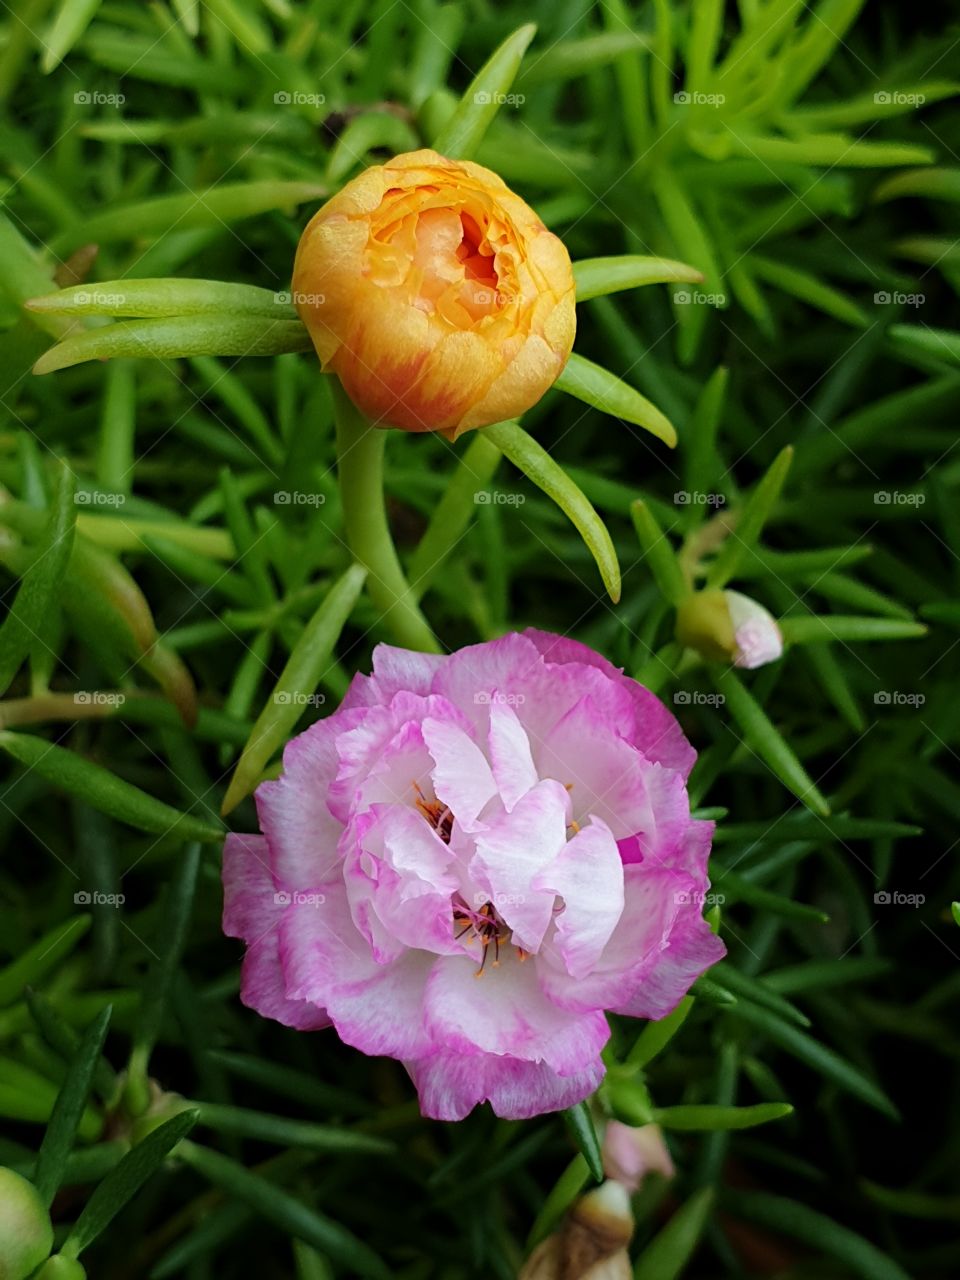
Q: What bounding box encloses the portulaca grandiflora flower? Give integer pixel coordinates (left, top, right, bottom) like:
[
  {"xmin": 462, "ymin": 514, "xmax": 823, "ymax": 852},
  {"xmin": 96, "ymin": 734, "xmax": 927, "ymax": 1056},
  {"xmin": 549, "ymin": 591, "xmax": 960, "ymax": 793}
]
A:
[{"xmin": 222, "ymin": 631, "xmax": 724, "ymax": 1120}]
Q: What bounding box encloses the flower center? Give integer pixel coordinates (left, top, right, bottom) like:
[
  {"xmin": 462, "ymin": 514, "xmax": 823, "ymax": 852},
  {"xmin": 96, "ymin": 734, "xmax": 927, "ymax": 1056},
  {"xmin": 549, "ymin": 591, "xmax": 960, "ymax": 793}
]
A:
[
  {"xmin": 457, "ymin": 212, "xmax": 498, "ymax": 286},
  {"xmin": 413, "ymin": 781, "xmax": 453, "ymax": 844},
  {"xmin": 452, "ymin": 898, "xmax": 519, "ymax": 977}
]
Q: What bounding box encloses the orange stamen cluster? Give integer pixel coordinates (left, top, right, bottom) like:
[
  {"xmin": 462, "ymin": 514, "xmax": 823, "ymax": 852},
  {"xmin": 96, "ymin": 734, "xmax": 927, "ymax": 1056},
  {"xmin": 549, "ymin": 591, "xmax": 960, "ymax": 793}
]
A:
[
  {"xmin": 412, "ymin": 780, "xmax": 453, "ymax": 844},
  {"xmin": 453, "ymin": 900, "xmax": 517, "ymax": 978}
]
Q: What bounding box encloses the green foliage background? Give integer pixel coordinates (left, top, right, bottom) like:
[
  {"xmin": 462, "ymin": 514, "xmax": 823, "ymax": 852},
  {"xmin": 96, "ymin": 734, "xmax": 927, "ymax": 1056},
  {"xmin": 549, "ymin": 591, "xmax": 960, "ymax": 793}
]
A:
[{"xmin": 0, "ymin": 1, "xmax": 958, "ymax": 1277}]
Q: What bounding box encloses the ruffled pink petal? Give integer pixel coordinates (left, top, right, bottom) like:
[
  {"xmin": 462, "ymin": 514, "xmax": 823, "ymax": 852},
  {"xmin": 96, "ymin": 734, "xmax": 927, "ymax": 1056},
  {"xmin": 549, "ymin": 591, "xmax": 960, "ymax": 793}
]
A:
[
  {"xmin": 424, "ymin": 951, "xmax": 609, "ymax": 1073},
  {"xmin": 532, "ymin": 818, "xmax": 624, "ymax": 979},
  {"xmin": 279, "ymin": 884, "xmax": 435, "ymax": 1058},
  {"xmin": 222, "ymin": 834, "xmax": 329, "ymax": 1031},
  {"xmin": 222, "ymin": 833, "xmax": 275, "ymax": 940},
  {"xmin": 522, "ymin": 628, "xmax": 696, "ymax": 777},
  {"xmin": 431, "ymin": 632, "xmax": 545, "ymax": 731},
  {"xmin": 239, "ymin": 935, "xmax": 330, "ymax": 1031},
  {"xmin": 408, "ymin": 1051, "xmax": 605, "ymax": 1120},
  {"xmin": 328, "ymin": 692, "xmax": 468, "ymax": 822},
  {"xmin": 521, "ymin": 629, "xmax": 611, "ymax": 670},
  {"xmin": 337, "ymin": 670, "xmax": 380, "ymax": 711},
  {"xmin": 614, "ymin": 907, "xmax": 726, "ymax": 1020},
  {"xmin": 353, "ymin": 719, "xmax": 435, "ymax": 815},
  {"xmin": 344, "ymin": 803, "xmax": 460, "ymax": 956},
  {"xmin": 422, "ymin": 715, "xmax": 497, "ymax": 830},
  {"xmin": 672, "ymin": 815, "xmax": 714, "ymax": 885},
  {"xmin": 487, "ymin": 698, "xmax": 538, "ymax": 811},
  {"xmin": 326, "ymin": 949, "xmax": 437, "ymax": 1059},
  {"xmin": 617, "ymin": 766, "xmax": 699, "ymax": 871},
  {"xmin": 506, "ymin": 656, "xmax": 652, "ymax": 762},
  {"xmin": 470, "ymin": 779, "xmax": 570, "ymax": 953},
  {"xmin": 537, "ymin": 865, "xmax": 688, "ymax": 1014},
  {"xmin": 368, "ymin": 642, "xmax": 446, "ymax": 700},
  {"xmin": 255, "ymin": 718, "xmax": 344, "ymax": 886},
  {"xmin": 534, "ymin": 696, "xmax": 656, "ymax": 841}
]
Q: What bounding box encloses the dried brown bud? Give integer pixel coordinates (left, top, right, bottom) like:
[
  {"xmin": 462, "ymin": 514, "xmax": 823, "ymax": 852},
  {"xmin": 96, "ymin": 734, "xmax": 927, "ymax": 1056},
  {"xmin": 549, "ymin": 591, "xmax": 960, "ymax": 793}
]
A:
[{"xmin": 520, "ymin": 1181, "xmax": 634, "ymax": 1280}]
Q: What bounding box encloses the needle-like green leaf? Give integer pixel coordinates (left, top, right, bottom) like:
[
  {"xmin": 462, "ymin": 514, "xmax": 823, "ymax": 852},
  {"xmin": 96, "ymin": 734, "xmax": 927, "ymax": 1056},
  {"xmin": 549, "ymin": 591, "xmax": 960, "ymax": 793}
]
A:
[
  {"xmin": 33, "ymin": 1006, "xmax": 112, "ymax": 1206},
  {"xmin": 722, "ymin": 1190, "xmax": 912, "ymax": 1280},
  {"xmin": 60, "ymin": 1110, "xmax": 200, "ymax": 1259},
  {"xmin": 0, "ymin": 732, "xmax": 223, "ymax": 841},
  {"xmin": 222, "ymin": 563, "xmax": 368, "ymax": 815},
  {"xmin": 634, "ymin": 1187, "xmax": 714, "ymax": 1280},
  {"xmin": 33, "ymin": 316, "xmax": 311, "ymax": 375},
  {"xmin": 556, "ymin": 354, "xmax": 678, "ymax": 447},
  {"xmin": 563, "ymin": 1101, "xmax": 604, "ymax": 1183},
  {"xmin": 483, "ymin": 420, "xmax": 621, "ymax": 601},
  {"xmin": 712, "ymin": 667, "xmax": 830, "ymax": 815},
  {"xmin": 574, "ymin": 254, "xmax": 703, "ymax": 301},
  {"xmin": 706, "ymin": 446, "xmax": 793, "ymax": 587},
  {"xmin": 0, "ymin": 461, "xmax": 76, "ymax": 696},
  {"xmin": 431, "ymin": 23, "xmax": 536, "ymax": 159},
  {"xmin": 178, "ymin": 1142, "xmax": 392, "ymax": 1280},
  {"xmin": 27, "ymin": 279, "xmax": 293, "ymax": 319}
]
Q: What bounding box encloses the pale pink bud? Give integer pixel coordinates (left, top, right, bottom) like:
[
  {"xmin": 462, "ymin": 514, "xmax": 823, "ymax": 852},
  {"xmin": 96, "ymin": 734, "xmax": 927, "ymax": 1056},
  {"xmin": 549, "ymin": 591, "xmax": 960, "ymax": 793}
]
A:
[
  {"xmin": 675, "ymin": 589, "xmax": 783, "ymax": 670},
  {"xmin": 602, "ymin": 1121, "xmax": 675, "ymax": 1192},
  {"xmin": 725, "ymin": 590, "xmax": 784, "ymax": 669}
]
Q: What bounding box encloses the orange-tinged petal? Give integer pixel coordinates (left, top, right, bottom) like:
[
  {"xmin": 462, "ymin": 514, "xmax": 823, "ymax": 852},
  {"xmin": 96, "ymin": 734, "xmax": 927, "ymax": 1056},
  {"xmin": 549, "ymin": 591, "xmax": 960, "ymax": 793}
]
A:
[
  {"xmin": 292, "ymin": 150, "xmax": 576, "ymax": 435},
  {"xmin": 458, "ymin": 334, "xmax": 562, "ymax": 435}
]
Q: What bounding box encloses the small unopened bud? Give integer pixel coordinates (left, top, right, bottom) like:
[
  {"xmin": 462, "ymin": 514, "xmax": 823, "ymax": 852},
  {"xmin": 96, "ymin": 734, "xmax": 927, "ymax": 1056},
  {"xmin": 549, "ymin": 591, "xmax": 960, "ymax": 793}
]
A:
[
  {"xmin": 602, "ymin": 1122, "xmax": 674, "ymax": 1192},
  {"xmin": 519, "ymin": 1180, "xmax": 633, "ymax": 1280},
  {"xmin": 676, "ymin": 589, "xmax": 783, "ymax": 670},
  {"xmin": 129, "ymin": 1089, "xmax": 192, "ymax": 1145},
  {"xmin": 0, "ymin": 1167, "xmax": 54, "ymax": 1280}
]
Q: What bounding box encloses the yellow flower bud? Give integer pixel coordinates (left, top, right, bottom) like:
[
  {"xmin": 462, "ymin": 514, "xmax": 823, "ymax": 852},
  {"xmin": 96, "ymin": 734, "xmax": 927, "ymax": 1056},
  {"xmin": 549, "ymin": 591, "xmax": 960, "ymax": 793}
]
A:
[{"xmin": 292, "ymin": 149, "xmax": 576, "ymax": 438}]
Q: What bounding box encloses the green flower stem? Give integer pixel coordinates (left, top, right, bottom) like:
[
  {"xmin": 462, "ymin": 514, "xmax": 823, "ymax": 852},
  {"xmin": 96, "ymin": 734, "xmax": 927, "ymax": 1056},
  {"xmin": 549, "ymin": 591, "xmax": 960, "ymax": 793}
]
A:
[
  {"xmin": 332, "ymin": 381, "xmax": 441, "ymax": 654},
  {"xmin": 408, "ymin": 432, "xmax": 502, "ymax": 601}
]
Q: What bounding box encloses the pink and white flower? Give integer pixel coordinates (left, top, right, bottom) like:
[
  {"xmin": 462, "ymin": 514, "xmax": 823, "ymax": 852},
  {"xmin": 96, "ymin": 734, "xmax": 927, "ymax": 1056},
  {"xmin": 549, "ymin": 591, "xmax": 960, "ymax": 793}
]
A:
[{"xmin": 222, "ymin": 630, "xmax": 724, "ymax": 1120}]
